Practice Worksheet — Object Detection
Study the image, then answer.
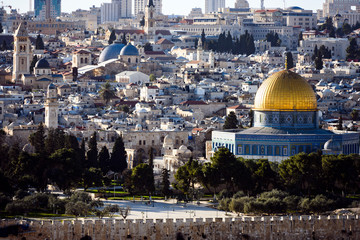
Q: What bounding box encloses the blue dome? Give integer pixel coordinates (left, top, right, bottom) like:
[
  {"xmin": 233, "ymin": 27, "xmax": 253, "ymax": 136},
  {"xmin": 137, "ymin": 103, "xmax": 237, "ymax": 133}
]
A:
[
  {"xmin": 287, "ymin": 6, "xmax": 303, "ymax": 10},
  {"xmin": 99, "ymin": 41, "xmax": 125, "ymax": 63},
  {"xmin": 120, "ymin": 43, "xmax": 139, "ymax": 56},
  {"xmin": 35, "ymin": 58, "xmax": 50, "ymax": 69}
]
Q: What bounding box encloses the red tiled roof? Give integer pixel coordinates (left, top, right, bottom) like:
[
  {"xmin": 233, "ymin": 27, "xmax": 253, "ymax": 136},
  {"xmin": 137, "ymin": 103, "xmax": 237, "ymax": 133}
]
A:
[{"xmin": 155, "ymin": 30, "xmax": 171, "ymax": 35}]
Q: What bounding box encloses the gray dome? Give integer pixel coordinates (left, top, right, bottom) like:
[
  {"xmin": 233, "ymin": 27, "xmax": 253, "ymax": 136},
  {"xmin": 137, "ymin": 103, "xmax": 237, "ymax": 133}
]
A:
[
  {"xmin": 35, "ymin": 58, "xmax": 50, "ymax": 69},
  {"xmin": 99, "ymin": 41, "xmax": 125, "ymax": 63},
  {"xmin": 287, "ymin": 6, "xmax": 303, "ymax": 10},
  {"xmin": 324, "ymin": 138, "xmax": 342, "ymax": 151},
  {"xmin": 120, "ymin": 43, "xmax": 139, "ymax": 56}
]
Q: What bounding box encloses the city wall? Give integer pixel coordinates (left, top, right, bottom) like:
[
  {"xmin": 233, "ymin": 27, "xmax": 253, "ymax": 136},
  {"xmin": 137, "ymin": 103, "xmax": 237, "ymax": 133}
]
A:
[{"xmin": 0, "ymin": 215, "xmax": 359, "ymax": 240}]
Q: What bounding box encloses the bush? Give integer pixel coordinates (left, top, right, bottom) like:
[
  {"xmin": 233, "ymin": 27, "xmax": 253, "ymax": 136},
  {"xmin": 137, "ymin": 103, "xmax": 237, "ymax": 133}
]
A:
[
  {"xmin": 104, "ymin": 204, "xmax": 120, "ymax": 218},
  {"xmin": 23, "ymin": 193, "xmax": 49, "ymax": 211},
  {"xmin": 262, "ymin": 197, "xmax": 286, "ymax": 214},
  {"xmin": 218, "ymin": 198, "xmax": 231, "ymax": 211},
  {"xmin": 69, "ymin": 192, "xmax": 92, "ymax": 204},
  {"xmin": 218, "ymin": 189, "xmax": 231, "ymax": 199},
  {"xmin": 48, "ymin": 195, "xmax": 67, "ymax": 214},
  {"xmin": 259, "ymin": 189, "xmax": 288, "ymax": 200},
  {"xmin": 0, "ymin": 193, "xmax": 11, "ymax": 210},
  {"xmin": 283, "ymin": 195, "xmax": 301, "ymax": 212},
  {"xmin": 5, "ymin": 201, "xmax": 29, "ymax": 215},
  {"xmin": 233, "ymin": 191, "xmax": 246, "ymax": 199},
  {"xmin": 300, "ymin": 195, "xmax": 335, "ymax": 214},
  {"xmin": 14, "ymin": 189, "xmax": 29, "ymax": 200},
  {"xmin": 229, "ymin": 197, "xmax": 254, "ymax": 214},
  {"xmin": 65, "ymin": 201, "xmax": 90, "ymax": 217}
]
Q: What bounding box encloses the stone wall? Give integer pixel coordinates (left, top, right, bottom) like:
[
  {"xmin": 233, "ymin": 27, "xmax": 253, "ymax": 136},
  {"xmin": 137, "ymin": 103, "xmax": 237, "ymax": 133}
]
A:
[{"xmin": 0, "ymin": 215, "xmax": 359, "ymax": 240}]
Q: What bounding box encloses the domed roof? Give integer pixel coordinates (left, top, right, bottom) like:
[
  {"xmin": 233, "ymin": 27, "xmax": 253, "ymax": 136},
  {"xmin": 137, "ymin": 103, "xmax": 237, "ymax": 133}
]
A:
[
  {"xmin": 287, "ymin": 6, "xmax": 303, "ymax": 10},
  {"xmin": 324, "ymin": 138, "xmax": 341, "ymax": 151},
  {"xmin": 120, "ymin": 43, "xmax": 139, "ymax": 56},
  {"xmin": 99, "ymin": 41, "xmax": 125, "ymax": 63},
  {"xmin": 179, "ymin": 145, "xmax": 188, "ymax": 151},
  {"xmin": 35, "ymin": 58, "xmax": 50, "ymax": 69},
  {"xmin": 254, "ymin": 70, "xmax": 317, "ymax": 111}
]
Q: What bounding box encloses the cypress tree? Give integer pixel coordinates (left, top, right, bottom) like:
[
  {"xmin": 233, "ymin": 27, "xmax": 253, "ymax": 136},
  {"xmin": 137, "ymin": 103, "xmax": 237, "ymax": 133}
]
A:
[
  {"xmin": 30, "ymin": 55, "xmax": 38, "ymax": 73},
  {"xmin": 285, "ymin": 52, "xmax": 294, "ymax": 69},
  {"xmin": 223, "ymin": 112, "xmax": 238, "ymax": 129},
  {"xmin": 121, "ymin": 34, "xmax": 127, "ymax": 45},
  {"xmin": 87, "ymin": 132, "xmax": 98, "ymax": 168},
  {"xmin": 35, "ymin": 34, "xmax": 45, "ymax": 50},
  {"xmin": 98, "ymin": 146, "xmax": 110, "ymax": 174},
  {"xmin": 108, "ymin": 30, "xmax": 116, "ymax": 45},
  {"xmin": 110, "ymin": 136, "xmax": 127, "ymax": 173}
]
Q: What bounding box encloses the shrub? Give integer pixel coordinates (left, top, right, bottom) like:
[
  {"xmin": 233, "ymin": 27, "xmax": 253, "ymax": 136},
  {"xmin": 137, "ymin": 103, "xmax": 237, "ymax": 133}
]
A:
[
  {"xmin": 69, "ymin": 192, "xmax": 92, "ymax": 204},
  {"xmin": 218, "ymin": 189, "xmax": 231, "ymax": 199},
  {"xmin": 65, "ymin": 201, "xmax": 90, "ymax": 217},
  {"xmin": 262, "ymin": 197, "xmax": 286, "ymax": 213},
  {"xmin": 309, "ymin": 195, "xmax": 335, "ymax": 213},
  {"xmin": 229, "ymin": 197, "xmax": 254, "ymax": 214},
  {"xmin": 259, "ymin": 189, "xmax": 288, "ymax": 200},
  {"xmin": 283, "ymin": 195, "xmax": 301, "ymax": 212},
  {"xmin": 218, "ymin": 198, "xmax": 231, "ymax": 211},
  {"xmin": 23, "ymin": 193, "xmax": 49, "ymax": 211},
  {"xmin": 0, "ymin": 193, "xmax": 11, "ymax": 210},
  {"xmin": 233, "ymin": 191, "xmax": 246, "ymax": 199},
  {"xmin": 5, "ymin": 201, "xmax": 29, "ymax": 215}
]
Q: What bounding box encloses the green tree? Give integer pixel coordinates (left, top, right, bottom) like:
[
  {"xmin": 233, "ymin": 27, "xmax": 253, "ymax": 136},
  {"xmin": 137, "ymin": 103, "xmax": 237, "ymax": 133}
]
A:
[
  {"xmin": 223, "ymin": 112, "xmax": 238, "ymax": 129},
  {"xmin": 144, "ymin": 42, "xmax": 153, "ymax": 51},
  {"xmin": 337, "ymin": 115, "xmax": 343, "ymax": 130},
  {"xmin": 48, "ymin": 148, "xmax": 82, "ymax": 191},
  {"xmin": 110, "ymin": 136, "xmax": 127, "ymax": 173},
  {"xmin": 285, "ymin": 52, "xmax": 294, "ymax": 69},
  {"xmin": 99, "ymin": 82, "xmax": 115, "ymax": 104},
  {"xmin": 266, "ymin": 32, "xmax": 281, "ymax": 47},
  {"xmin": 201, "ymin": 29, "xmax": 206, "ymax": 49},
  {"xmin": 315, "ymin": 55, "xmax": 323, "ymax": 70},
  {"xmin": 149, "ymin": 73, "xmax": 156, "ymax": 82},
  {"xmin": 98, "ymin": 146, "xmax": 110, "ymax": 174},
  {"xmin": 30, "ymin": 55, "xmax": 38, "ymax": 73},
  {"xmin": 131, "ymin": 163, "xmax": 155, "ymax": 194},
  {"xmin": 140, "ymin": 16, "xmax": 145, "ymax": 27},
  {"xmin": 108, "ymin": 30, "xmax": 116, "ymax": 45},
  {"xmin": 346, "ymin": 38, "xmax": 358, "ymax": 60},
  {"xmin": 121, "ymin": 34, "xmax": 127, "ymax": 45},
  {"xmin": 0, "ymin": 22, "xmax": 3, "ymax": 34},
  {"xmin": 35, "ymin": 34, "xmax": 45, "ymax": 50},
  {"xmin": 87, "ymin": 132, "xmax": 98, "ymax": 168},
  {"xmin": 45, "ymin": 128, "xmax": 65, "ymax": 155},
  {"xmin": 161, "ymin": 168, "xmax": 171, "ymax": 197},
  {"xmin": 342, "ymin": 22, "xmax": 352, "ymax": 35},
  {"xmin": 82, "ymin": 167, "xmax": 104, "ymax": 190},
  {"xmin": 351, "ymin": 109, "xmax": 359, "ymax": 121},
  {"xmin": 29, "ymin": 123, "xmax": 46, "ymax": 155}
]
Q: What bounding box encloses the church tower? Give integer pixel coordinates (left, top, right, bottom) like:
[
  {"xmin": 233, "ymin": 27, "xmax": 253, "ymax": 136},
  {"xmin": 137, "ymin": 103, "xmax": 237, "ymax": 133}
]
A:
[
  {"xmin": 45, "ymin": 83, "xmax": 59, "ymax": 129},
  {"xmin": 145, "ymin": 0, "xmax": 156, "ymax": 41},
  {"xmin": 12, "ymin": 23, "xmax": 32, "ymax": 84}
]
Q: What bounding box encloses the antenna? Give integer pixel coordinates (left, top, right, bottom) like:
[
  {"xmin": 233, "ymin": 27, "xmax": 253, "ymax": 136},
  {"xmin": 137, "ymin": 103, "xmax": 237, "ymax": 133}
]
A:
[{"xmin": 261, "ymin": 0, "xmax": 265, "ymax": 10}]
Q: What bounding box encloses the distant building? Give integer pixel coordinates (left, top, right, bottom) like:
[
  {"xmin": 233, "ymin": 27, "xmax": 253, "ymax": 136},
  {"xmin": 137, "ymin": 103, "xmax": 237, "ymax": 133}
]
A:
[
  {"xmin": 100, "ymin": 0, "xmax": 132, "ymax": 23},
  {"xmin": 322, "ymin": 0, "xmax": 360, "ymax": 17},
  {"xmin": 134, "ymin": 0, "xmax": 162, "ymax": 16},
  {"xmin": 34, "ymin": 0, "xmax": 61, "ymax": 20},
  {"xmin": 205, "ymin": 0, "xmax": 225, "ymax": 14},
  {"xmin": 298, "ymin": 37, "xmax": 349, "ymax": 60},
  {"xmin": 235, "ymin": 0, "xmax": 249, "ymax": 8}
]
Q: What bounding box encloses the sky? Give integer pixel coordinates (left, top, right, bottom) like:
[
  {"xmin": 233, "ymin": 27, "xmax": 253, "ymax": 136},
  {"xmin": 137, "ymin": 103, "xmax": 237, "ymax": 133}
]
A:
[{"xmin": 4, "ymin": 0, "xmax": 323, "ymax": 15}]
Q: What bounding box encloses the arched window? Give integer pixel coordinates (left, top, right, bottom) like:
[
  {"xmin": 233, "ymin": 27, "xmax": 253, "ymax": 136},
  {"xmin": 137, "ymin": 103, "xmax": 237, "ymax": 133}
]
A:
[
  {"xmin": 128, "ymin": 58, "xmax": 131, "ymax": 63},
  {"xmin": 85, "ymin": 58, "xmax": 88, "ymax": 64},
  {"xmin": 80, "ymin": 58, "xmax": 83, "ymax": 64}
]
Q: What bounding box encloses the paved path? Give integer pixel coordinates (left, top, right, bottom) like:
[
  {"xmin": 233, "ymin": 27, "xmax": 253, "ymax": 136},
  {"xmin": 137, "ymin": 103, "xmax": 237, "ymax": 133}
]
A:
[{"xmin": 101, "ymin": 199, "xmax": 236, "ymax": 219}]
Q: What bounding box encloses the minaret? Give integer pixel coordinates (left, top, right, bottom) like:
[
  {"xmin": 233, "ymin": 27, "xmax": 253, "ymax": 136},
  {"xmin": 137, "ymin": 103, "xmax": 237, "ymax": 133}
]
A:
[
  {"xmin": 197, "ymin": 38, "xmax": 204, "ymax": 61},
  {"xmin": 145, "ymin": 0, "xmax": 156, "ymax": 40},
  {"xmin": 45, "ymin": 83, "xmax": 59, "ymax": 129},
  {"xmin": 12, "ymin": 23, "xmax": 32, "ymax": 84}
]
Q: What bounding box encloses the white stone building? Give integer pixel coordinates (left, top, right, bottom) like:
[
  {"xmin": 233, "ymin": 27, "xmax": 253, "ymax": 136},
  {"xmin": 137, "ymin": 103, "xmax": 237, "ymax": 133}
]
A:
[{"xmin": 298, "ymin": 38, "xmax": 349, "ymax": 60}]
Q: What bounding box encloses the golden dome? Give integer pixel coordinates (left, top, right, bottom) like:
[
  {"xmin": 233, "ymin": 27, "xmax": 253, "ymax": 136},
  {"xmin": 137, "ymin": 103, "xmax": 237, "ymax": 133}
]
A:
[{"xmin": 254, "ymin": 70, "xmax": 317, "ymax": 111}]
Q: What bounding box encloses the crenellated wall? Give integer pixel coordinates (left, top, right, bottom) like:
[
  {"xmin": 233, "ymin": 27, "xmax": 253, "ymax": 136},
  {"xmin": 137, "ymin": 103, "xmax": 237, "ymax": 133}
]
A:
[{"xmin": 0, "ymin": 215, "xmax": 359, "ymax": 240}]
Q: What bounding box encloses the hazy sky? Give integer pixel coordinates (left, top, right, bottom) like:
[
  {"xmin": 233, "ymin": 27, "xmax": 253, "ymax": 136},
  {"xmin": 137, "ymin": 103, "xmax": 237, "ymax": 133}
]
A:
[{"xmin": 4, "ymin": 0, "xmax": 323, "ymax": 15}]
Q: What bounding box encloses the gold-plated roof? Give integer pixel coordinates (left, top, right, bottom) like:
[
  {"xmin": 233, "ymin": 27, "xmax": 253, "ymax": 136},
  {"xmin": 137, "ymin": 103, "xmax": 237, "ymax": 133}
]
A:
[{"xmin": 254, "ymin": 70, "xmax": 317, "ymax": 111}]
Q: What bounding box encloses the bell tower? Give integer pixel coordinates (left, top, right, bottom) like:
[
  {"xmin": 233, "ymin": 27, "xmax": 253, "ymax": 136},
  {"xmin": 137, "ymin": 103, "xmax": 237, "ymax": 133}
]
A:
[
  {"xmin": 145, "ymin": 0, "xmax": 156, "ymax": 40},
  {"xmin": 12, "ymin": 23, "xmax": 32, "ymax": 84},
  {"xmin": 45, "ymin": 83, "xmax": 59, "ymax": 129}
]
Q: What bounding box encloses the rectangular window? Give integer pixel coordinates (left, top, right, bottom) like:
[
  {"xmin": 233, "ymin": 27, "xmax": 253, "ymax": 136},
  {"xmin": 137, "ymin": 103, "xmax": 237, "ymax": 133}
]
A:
[{"xmin": 238, "ymin": 145, "xmax": 243, "ymax": 154}]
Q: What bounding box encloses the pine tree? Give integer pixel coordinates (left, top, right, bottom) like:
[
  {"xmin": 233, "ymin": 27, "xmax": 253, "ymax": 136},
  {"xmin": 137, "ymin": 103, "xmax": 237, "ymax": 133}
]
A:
[
  {"xmin": 87, "ymin": 132, "xmax": 98, "ymax": 168},
  {"xmin": 285, "ymin": 52, "xmax": 294, "ymax": 69},
  {"xmin": 110, "ymin": 136, "xmax": 127, "ymax": 173},
  {"xmin": 161, "ymin": 168, "xmax": 171, "ymax": 197},
  {"xmin": 223, "ymin": 112, "xmax": 238, "ymax": 129},
  {"xmin": 121, "ymin": 34, "xmax": 127, "ymax": 45},
  {"xmin": 30, "ymin": 55, "xmax": 38, "ymax": 73},
  {"xmin": 315, "ymin": 55, "xmax": 323, "ymax": 70},
  {"xmin": 201, "ymin": 29, "xmax": 206, "ymax": 49},
  {"xmin": 108, "ymin": 30, "xmax": 116, "ymax": 45},
  {"xmin": 225, "ymin": 31, "xmax": 233, "ymax": 52},
  {"xmin": 98, "ymin": 146, "xmax": 110, "ymax": 174},
  {"xmin": 35, "ymin": 34, "xmax": 45, "ymax": 50},
  {"xmin": 1, "ymin": 40, "xmax": 7, "ymax": 50},
  {"xmin": 298, "ymin": 32, "xmax": 303, "ymax": 46},
  {"xmin": 312, "ymin": 45, "xmax": 318, "ymax": 61},
  {"xmin": 346, "ymin": 38, "xmax": 358, "ymax": 60}
]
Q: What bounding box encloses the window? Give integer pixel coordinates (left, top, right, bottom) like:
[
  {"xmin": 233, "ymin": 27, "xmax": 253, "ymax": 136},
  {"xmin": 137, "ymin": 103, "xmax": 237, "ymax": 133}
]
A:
[
  {"xmin": 238, "ymin": 145, "xmax": 243, "ymax": 154},
  {"xmin": 139, "ymin": 140, "xmax": 142, "ymax": 145}
]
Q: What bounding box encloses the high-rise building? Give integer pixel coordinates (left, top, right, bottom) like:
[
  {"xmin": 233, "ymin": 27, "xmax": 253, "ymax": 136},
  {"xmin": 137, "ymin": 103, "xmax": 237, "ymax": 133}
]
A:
[
  {"xmin": 101, "ymin": 0, "xmax": 132, "ymax": 23},
  {"xmin": 134, "ymin": 0, "xmax": 162, "ymax": 16},
  {"xmin": 205, "ymin": 0, "xmax": 225, "ymax": 14},
  {"xmin": 34, "ymin": 0, "xmax": 61, "ymax": 19}
]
